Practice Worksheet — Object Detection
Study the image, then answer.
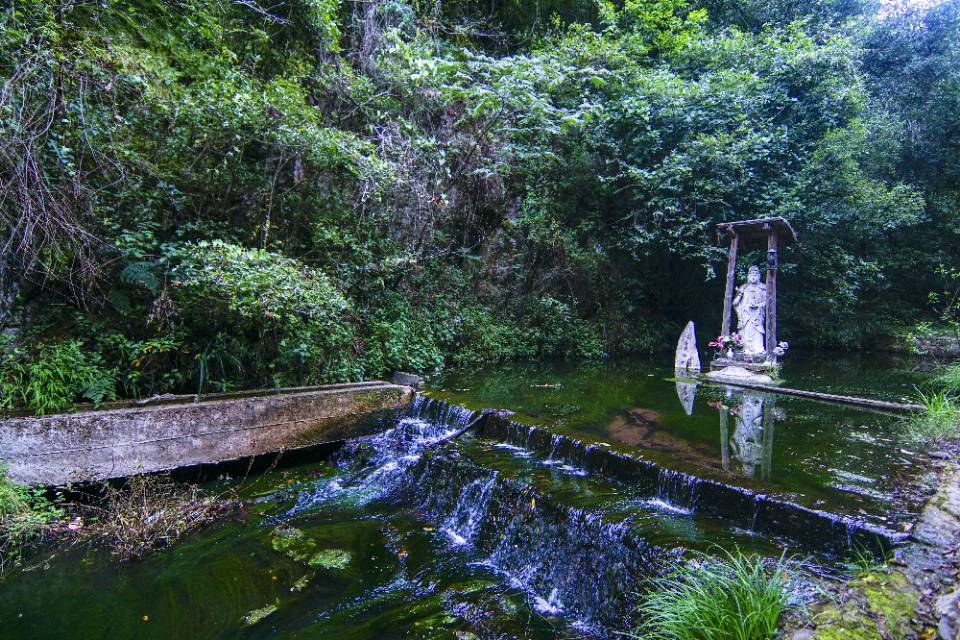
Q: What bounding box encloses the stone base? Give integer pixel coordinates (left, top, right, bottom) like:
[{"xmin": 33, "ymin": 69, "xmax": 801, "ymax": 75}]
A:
[
  {"xmin": 710, "ymin": 357, "xmax": 780, "ymax": 374},
  {"xmin": 703, "ymin": 366, "xmax": 774, "ymax": 384}
]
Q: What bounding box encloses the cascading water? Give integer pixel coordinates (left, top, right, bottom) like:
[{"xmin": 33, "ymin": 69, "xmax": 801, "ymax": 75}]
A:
[
  {"xmin": 263, "ymin": 396, "xmax": 864, "ymax": 637},
  {"xmin": 403, "ymin": 452, "xmax": 674, "ymax": 633},
  {"xmin": 282, "ymin": 395, "xmax": 476, "ymax": 515},
  {"xmin": 442, "ymin": 473, "xmax": 499, "ymax": 546},
  {"xmin": 269, "ymin": 395, "xmax": 678, "ymax": 636}
]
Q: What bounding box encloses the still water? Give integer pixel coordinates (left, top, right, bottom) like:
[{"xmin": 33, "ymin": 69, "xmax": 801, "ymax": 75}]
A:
[{"xmin": 431, "ymin": 354, "xmax": 930, "ymax": 527}]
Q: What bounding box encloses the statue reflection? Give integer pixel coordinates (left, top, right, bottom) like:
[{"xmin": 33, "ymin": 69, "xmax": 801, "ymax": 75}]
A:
[{"xmin": 714, "ymin": 389, "xmax": 778, "ymax": 481}]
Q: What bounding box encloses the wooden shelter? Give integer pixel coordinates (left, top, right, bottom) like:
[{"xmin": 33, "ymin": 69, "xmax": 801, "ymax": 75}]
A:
[{"xmin": 717, "ymin": 217, "xmax": 797, "ymax": 356}]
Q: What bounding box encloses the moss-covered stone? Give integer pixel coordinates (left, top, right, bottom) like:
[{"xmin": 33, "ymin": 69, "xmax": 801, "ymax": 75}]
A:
[
  {"xmin": 271, "ymin": 525, "xmax": 316, "ymax": 563},
  {"xmin": 241, "ymin": 603, "xmax": 278, "ymax": 627},
  {"xmin": 806, "ymin": 569, "xmax": 918, "ymax": 640},
  {"xmin": 290, "ymin": 573, "xmax": 313, "ymax": 592},
  {"xmin": 308, "ymin": 548, "xmax": 352, "ymax": 570}
]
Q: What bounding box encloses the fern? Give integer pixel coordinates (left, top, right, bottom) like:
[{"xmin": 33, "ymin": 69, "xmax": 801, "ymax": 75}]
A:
[
  {"xmin": 120, "ymin": 260, "xmax": 160, "ymax": 294},
  {"xmin": 81, "ymin": 374, "xmax": 118, "ymax": 406},
  {"xmin": 0, "ymin": 341, "xmax": 117, "ymax": 415}
]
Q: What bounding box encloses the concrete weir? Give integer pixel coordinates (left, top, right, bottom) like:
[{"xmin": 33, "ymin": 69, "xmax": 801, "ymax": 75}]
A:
[{"xmin": 0, "ymin": 381, "xmax": 413, "ymax": 486}]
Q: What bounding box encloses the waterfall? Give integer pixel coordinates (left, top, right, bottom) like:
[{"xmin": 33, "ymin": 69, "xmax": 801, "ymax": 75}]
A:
[
  {"xmin": 656, "ymin": 468, "xmax": 701, "ymax": 511},
  {"xmin": 275, "ymin": 395, "xmax": 898, "ymax": 638},
  {"xmin": 403, "ymin": 453, "xmax": 675, "ymax": 635},
  {"xmin": 441, "ymin": 473, "xmax": 499, "ymax": 546},
  {"xmin": 283, "ymin": 394, "xmax": 475, "ymax": 515}
]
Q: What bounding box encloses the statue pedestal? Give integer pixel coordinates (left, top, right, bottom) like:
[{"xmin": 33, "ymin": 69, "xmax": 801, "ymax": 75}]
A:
[{"xmin": 710, "ymin": 356, "xmax": 780, "ymax": 376}]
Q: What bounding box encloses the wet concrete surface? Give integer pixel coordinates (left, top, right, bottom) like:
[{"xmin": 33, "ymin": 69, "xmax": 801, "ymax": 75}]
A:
[{"xmin": 0, "ymin": 382, "xmax": 413, "ymax": 485}]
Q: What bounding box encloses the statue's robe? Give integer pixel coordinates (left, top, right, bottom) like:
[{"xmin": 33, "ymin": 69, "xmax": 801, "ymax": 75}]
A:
[{"xmin": 734, "ymin": 282, "xmax": 766, "ymax": 354}]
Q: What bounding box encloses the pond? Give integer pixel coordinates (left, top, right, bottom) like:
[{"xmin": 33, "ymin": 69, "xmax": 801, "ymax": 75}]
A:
[
  {"xmin": 430, "ymin": 353, "xmax": 930, "ymax": 528},
  {"xmin": 0, "ymin": 354, "xmax": 932, "ymax": 639}
]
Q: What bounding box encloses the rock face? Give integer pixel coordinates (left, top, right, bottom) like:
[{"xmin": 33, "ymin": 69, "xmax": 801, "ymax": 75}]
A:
[
  {"xmin": 674, "ymin": 321, "xmax": 701, "ymax": 373},
  {"xmin": 703, "ymin": 366, "xmax": 773, "ymax": 384}
]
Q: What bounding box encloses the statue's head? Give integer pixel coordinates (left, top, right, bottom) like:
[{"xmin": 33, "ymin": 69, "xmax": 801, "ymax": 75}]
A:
[{"xmin": 747, "ymin": 265, "xmax": 761, "ymax": 284}]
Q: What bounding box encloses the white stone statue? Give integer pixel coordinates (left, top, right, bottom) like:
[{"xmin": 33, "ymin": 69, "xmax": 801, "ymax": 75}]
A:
[{"xmin": 733, "ymin": 265, "xmax": 766, "ymax": 355}]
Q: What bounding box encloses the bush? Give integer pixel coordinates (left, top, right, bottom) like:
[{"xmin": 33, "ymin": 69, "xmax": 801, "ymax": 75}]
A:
[
  {"xmin": 80, "ymin": 474, "xmax": 237, "ymax": 562},
  {"xmin": 0, "ymin": 340, "xmax": 117, "ymax": 415},
  {"xmin": 170, "ymin": 240, "xmax": 359, "ymax": 385},
  {"xmin": 0, "ymin": 466, "xmax": 63, "ymax": 572},
  {"xmin": 632, "ymin": 549, "xmax": 796, "ymax": 640}
]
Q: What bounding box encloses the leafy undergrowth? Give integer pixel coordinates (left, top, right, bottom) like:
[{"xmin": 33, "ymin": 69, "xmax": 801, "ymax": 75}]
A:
[
  {"xmin": 631, "ymin": 548, "xmax": 797, "ymax": 640},
  {"xmin": 0, "ymin": 465, "xmax": 64, "ymax": 573},
  {"xmin": 935, "ymin": 363, "xmax": 960, "ymax": 392}
]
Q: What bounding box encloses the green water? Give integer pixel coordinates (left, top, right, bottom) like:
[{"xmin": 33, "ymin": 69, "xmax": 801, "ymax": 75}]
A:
[
  {"xmin": 0, "ymin": 462, "xmax": 579, "ymax": 639},
  {"xmin": 0, "ymin": 353, "xmax": 932, "ymax": 639},
  {"xmin": 429, "ymin": 354, "xmax": 930, "ymax": 527}
]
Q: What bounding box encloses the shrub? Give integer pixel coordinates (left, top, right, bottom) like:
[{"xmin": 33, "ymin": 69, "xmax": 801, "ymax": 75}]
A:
[
  {"xmin": 632, "ymin": 549, "xmax": 796, "ymax": 640},
  {"xmin": 170, "ymin": 240, "xmax": 358, "ymax": 385},
  {"xmin": 0, "ymin": 466, "xmax": 64, "ymax": 573},
  {"xmin": 80, "ymin": 474, "xmax": 237, "ymax": 562}
]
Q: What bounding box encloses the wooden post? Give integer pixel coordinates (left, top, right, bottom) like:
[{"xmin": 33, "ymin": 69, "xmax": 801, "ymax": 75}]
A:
[
  {"xmin": 761, "ymin": 396, "xmax": 775, "ymax": 482},
  {"xmin": 719, "ymin": 405, "xmax": 730, "ymax": 472},
  {"xmin": 721, "ymin": 231, "xmax": 739, "ymax": 336},
  {"xmin": 765, "ymin": 229, "xmax": 778, "ymax": 354}
]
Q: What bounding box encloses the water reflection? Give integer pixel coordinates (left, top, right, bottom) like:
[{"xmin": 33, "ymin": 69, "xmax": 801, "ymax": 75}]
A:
[
  {"xmin": 675, "ymin": 381, "xmax": 697, "ymax": 416},
  {"xmin": 677, "ymin": 381, "xmax": 780, "ymax": 481},
  {"xmin": 719, "ymin": 390, "xmax": 777, "ymax": 480}
]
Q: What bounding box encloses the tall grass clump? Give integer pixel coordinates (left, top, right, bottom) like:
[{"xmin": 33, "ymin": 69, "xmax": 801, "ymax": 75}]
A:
[
  {"xmin": 903, "ymin": 388, "xmax": 960, "ymax": 445},
  {"xmin": 632, "ymin": 549, "xmax": 795, "ymax": 640}
]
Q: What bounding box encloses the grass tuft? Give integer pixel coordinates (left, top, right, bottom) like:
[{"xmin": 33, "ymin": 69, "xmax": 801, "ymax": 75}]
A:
[
  {"xmin": 631, "ymin": 548, "xmax": 796, "ymax": 640},
  {"xmin": 903, "ymin": 388, "xmax": 960, "ymax": 445},
  {"xmin": 845, "ymin": 546, "xmax": 887, "ymax": 579}
]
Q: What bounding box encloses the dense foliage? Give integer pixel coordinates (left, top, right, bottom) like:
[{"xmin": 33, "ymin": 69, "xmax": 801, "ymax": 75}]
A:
[{"xmin": 1, "ymin": 0, "xmax": 958, "ymax": 411}]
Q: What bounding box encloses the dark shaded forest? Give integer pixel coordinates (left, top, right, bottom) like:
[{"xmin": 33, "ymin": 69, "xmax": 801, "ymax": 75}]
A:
[{"xmin": 1, "ymin": 0, "xmax": 958, "ymax": 412}]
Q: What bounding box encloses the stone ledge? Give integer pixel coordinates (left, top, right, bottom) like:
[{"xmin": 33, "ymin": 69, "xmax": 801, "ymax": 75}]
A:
[{"xmin": 0, "ymin": 382, "xmax": 414, "ymax": 486}]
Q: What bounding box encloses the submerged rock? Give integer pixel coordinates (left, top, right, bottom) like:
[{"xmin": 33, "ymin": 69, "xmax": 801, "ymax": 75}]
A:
[
  {"xmin": 308, "ymin": 549, "xmax": 352, "ymax": 570},
  {"xmin": 271, "ymin": 525, "xmax": 316, "ymax": 563},
  {"xmin": 270, "ymin": 526, "xmax": 351, "ymax": 570},
  {"xmin": 241, "ymin": 603, "xmax": 278, "ymax": 627}
]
